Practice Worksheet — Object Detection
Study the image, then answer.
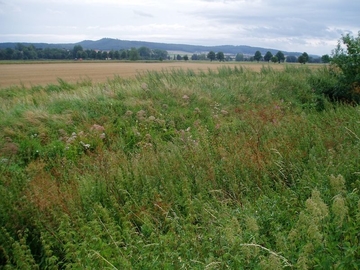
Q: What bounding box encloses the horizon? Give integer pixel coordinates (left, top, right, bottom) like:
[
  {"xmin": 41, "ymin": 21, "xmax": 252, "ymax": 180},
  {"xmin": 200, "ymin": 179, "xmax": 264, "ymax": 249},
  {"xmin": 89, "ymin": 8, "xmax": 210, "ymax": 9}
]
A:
[{"xmin": 0, "ymin": 37, "xmax": 323, "ymax": 57}]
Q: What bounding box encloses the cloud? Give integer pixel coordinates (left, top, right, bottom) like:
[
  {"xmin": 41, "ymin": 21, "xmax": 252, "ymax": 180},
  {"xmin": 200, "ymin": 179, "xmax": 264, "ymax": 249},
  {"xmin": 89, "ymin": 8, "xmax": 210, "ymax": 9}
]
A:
[
  {"xmin": 133, "ymin": 10, "xmax": 154, "ymax": 18},
  {"xmin": 0, "ymin": 0, "xmax": 358, "ymax": 55}
]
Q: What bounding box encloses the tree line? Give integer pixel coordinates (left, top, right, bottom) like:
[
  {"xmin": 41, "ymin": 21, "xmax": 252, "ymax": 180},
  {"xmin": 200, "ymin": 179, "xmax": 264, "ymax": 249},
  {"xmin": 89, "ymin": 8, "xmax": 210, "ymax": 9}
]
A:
[
  {"xmin": 0, "ymin": 44, "xmax": 169, "ymax": 61},
  {"xmin": 183, "ymin": 51, "xmax": 328, "ymax": 63},
  {"xmin": 252, "ymin": 50, "xmax": 329, "ymax": 64},
  {"xmin": 0, "ymin": 43, "xmax": 330, "ymax": 63}
]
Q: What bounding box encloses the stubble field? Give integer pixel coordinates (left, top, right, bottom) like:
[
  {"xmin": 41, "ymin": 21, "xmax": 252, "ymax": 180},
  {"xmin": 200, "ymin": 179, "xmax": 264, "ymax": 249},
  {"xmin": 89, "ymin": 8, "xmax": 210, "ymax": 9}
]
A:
[{"xmin": 0, "ymin": 61, "xmax": 287, "ymax": 88}]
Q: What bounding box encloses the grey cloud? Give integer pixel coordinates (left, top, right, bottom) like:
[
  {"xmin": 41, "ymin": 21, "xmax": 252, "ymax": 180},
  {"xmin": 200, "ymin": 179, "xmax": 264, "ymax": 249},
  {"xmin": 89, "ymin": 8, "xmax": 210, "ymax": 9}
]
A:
[{"xmin": 133, "ymin": 10, "xmax": 154, "ymax": 18}]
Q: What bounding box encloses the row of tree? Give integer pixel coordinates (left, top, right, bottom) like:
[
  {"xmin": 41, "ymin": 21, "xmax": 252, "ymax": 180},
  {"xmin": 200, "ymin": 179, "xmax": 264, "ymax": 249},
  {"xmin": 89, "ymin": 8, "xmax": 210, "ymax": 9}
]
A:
[
  {"xmin": 0, "ymin": 43, "xmax": 329, "ymax": 63},
  {"xmin": 0, "ymin": 44, "xmax": 169, "ymax": 61},
  {"xmin": 253, "ymin": 50, "xmax": 330, "ymax": 64},
  {"xmin": 178, "ymin": 51, "xmax": 328, "ymax": 63}
]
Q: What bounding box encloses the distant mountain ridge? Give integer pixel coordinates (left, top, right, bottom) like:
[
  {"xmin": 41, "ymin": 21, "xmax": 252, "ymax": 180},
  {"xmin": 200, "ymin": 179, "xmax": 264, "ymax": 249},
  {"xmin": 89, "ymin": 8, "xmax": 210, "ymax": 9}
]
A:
[{"xmin": 0, "ymin": 37, "xmax": 316, "ymax": 57}]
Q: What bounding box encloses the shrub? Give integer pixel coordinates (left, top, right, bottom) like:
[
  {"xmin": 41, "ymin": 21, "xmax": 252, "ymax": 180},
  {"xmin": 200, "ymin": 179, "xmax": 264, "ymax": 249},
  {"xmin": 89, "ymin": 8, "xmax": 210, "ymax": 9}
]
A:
[{"xmin": 313, "ymin": 31, "xmax": 360, "ymax": 103}]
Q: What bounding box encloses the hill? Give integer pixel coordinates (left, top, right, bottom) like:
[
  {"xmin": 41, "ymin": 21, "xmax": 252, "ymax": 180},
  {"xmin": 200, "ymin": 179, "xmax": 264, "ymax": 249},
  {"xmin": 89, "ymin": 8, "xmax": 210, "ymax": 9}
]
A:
[{"xmin": 0, "ymin": 38, "xmax": 312, "ymax": 57}]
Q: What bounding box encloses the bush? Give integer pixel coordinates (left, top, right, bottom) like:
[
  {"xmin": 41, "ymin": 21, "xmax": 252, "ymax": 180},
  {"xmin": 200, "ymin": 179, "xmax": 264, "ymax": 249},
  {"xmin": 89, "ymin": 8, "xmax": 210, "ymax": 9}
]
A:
[{"xmin": 312, "ymin": 31, "xmax": 360, "ymax": 104}]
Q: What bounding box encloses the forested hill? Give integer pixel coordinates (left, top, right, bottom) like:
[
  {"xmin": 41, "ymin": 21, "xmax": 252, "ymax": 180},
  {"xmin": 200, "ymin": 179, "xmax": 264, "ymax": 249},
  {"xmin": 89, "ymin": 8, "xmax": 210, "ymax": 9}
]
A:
[{"xmin": 0, "ymin": 37, "xmax": 306, "ymax": 56}]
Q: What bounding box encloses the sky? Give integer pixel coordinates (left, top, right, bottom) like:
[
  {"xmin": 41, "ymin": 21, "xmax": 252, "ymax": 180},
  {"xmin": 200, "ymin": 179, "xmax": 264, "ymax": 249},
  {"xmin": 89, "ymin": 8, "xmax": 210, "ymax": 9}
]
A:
[{"xmin": 0, "ymin": 0, "xmax": 359, "ymax": 55}]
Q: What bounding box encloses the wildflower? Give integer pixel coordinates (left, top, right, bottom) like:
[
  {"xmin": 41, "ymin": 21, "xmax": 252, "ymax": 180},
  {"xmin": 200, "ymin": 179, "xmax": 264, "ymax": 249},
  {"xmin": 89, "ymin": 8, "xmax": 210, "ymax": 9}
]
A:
[
  {"xmin": 148, "ymin": 116, "xmax": 156, "ymax": 121},
  {"xmin": 193, "ymin": 120, "xmax": 201, "ymax": 127},
  {"xmin": 144, "ymin": 133, "xmax": 152, "ymax": 142},
  {"xmin": 136, "ymin": 110, "xmax": 146, "ymax": 120},
  {"xmin": 80, "ymin": 141, "xmax": 90, "ymax": 150},
  {"xmin": 90, "ymin": 124, "xmax": 105, "ymax": 132},
  {"xmin": 1, "ymin": 158, "xmax": 9, "ymax": 163},
  {"xmin": 182, "ymin": 95, "xmax": 189, "ymax": 101},
  {"xmin": 332, "ymin": 195, "xmax": 348, "ymax": 227},
  {"xmin": 305, "ymin": 189, "xmax": 328, "ymax": 222},
  {"xmin": 141, "ymin": 83, "xmax": 148, "ymax": 90},
  {"xmin": 221, "ymin": 109, "xmax": 229, "ymax": 116},
  {"xmin": 155, "ymin": 119, "xmax": 165, "ymax": 126},
  {"xmin": 245, "ymin": 216, "xmax": 259, "ymax": 234},
  {"xmin": 329, "ymin": 174, "xmax": 346, "ymax": 195},
  {"xmin": 125, "ymin": 110, "xmax": 133, "ymax": 116},
  {"xmin": 194, "ymin": 107, "xmax": 201, "ymax": 114},
  {"xmin": 66, "ymin": 133, "xmax": 77, "ymax": 144}
]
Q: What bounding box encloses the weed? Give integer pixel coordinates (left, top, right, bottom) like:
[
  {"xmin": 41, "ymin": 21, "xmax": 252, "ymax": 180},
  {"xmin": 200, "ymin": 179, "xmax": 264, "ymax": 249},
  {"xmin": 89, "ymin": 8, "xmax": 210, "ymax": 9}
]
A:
[{"xmin": 1, "ymin": 65, "xmax": 360, "ymax": 268}]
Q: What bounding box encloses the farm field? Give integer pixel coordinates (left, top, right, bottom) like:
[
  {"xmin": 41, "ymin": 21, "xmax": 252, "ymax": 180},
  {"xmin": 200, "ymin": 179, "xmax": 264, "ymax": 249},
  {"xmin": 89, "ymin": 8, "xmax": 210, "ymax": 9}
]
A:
[{"xmin": 0, "ymin": 61, "xmax": 289, "ymax": 88}]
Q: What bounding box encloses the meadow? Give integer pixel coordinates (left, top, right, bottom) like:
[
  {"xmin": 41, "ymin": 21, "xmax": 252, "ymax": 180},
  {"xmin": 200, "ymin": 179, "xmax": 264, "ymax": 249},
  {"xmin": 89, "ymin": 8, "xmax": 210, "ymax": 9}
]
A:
[{"xmin": 0, "ymin": 63, "xmax": 359, "ymax": 269}]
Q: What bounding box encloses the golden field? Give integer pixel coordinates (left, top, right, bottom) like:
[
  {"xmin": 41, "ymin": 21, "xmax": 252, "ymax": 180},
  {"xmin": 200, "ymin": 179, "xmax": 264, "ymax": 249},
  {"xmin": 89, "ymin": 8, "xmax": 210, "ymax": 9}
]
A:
[{"xmin": 0, "ymin": 61, "xmax": 289, "ymax": 88}]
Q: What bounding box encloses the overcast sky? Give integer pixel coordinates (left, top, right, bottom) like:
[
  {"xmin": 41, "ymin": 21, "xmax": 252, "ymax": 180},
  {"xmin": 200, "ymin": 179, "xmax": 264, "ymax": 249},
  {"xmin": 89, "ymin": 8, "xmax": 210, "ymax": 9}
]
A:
[{"xmin": 0, "ymin": 0, "xmax": 359, "ymax": 55}]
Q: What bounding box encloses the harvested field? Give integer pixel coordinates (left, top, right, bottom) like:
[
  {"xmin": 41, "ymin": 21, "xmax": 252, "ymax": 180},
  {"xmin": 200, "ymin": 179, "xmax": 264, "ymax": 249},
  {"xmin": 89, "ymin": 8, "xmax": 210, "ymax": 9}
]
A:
[{"xmin": 0, "ymin": 61, "xmax": 288, "ymax": 88}]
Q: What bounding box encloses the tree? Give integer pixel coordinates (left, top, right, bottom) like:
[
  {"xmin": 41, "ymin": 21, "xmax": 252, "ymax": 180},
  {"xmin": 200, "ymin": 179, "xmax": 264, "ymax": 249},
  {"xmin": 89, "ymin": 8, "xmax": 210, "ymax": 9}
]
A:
[
  {"xmin": 235, "ymin": 53, "xmax": 244, "ymax": 61},
  {"xmin": 298, "ymin": 55, "xmax": 305, "ymax": 64},
  {"xmin": 152, "ymin": 49, "xmax": 168, "ymax": 60},
  {"xmin": 88, "ymin": 49, "xmax": 97, "ymax": 59},
  {"xmin": 286, "ymin": 55, "xmax": 297, "ymax": 63},
  {"xmin": 264, "ymin": 51, "xmax": 273, "ymax": 62},
  {"xmin": 120, "ymin": 50, "xmax": 128, "ymax": 60},
  {"xmin": 113, "ymin": 50, "xmax": 120, "ymax": 60},
  {"xmin": 183, "ymin": 55, "xmax": 189, "ymax": 61},
  {"xmin": 129, "ymin": 47, "xmax": 140, "ymax": 61},
  {"xmin": 275, "ymin": 51, "xmax": 285, "ymax": 63},
  {"xmin": 5, "ymin": 48, "xmax": 14, "ymax": 59},
  {"xmin": 23, "ymin": 47, "xmax": 37, "ymax": 60},
  {"xmin": 254, "ymin": 51, "xmax": 262, "ymax": 62},
  {"xmin": 102, "ymin": 51, "xmax": 108, "ymax": 60},
  {"xmin": 303, "ymin": 52, "xmax": 309, "ymax": 63},
  {"xmin": 271, "ymin": 56, "xmax": 278, "ymax": 63},
  {"xmin": 207, "ymin": 51, "xmax": 216, "ymax": 61},
  {"xmin": 321, "ymin": 54, "xmax": 330, "ymax": 63},
  {"xmin": 73, "ymin": 45, "xmax": 83, "ymax": 59},
  {"xmin": 176, "ymin": 54, "xmax": 182, "ymax": 60},
  {"xmin": 216, "ymin": 51, "xmax": 225, "ymax": 62},
  {"xmin": 108, "ymin": 50, "xmax": 114, "ymax": 59},
  {"xmin": 298, "ymin": 52, "xmax": 309, "ymax": 64},
  {"xmin": 138, "ymin": 46, "xmax": 152, "ymax": 60},
  {"xmin": 191, "ymin": 54, "xmax": 199, "ymax": 60}
]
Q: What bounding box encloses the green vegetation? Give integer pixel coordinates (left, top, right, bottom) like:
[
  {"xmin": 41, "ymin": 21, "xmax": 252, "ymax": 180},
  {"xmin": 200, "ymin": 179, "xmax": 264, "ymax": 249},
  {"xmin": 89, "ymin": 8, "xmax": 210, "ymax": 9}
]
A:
[
  {"xmin": 311, "ymin": 31, "xmax": 360, "ymax": 104},
  {"xmin": 0, "ymin": 63, "xmax": 360, "ymax": 269},
  {"xmin": 254, "ymin": 51, "xmax": 262, "ymax": 62},
  {"xmin": 0, "ymin": 44, "xmax": 169, "ymax": 61},
  {"xmin": 298, "ymin": 53, "xmax": 309, "ymax": 64}
]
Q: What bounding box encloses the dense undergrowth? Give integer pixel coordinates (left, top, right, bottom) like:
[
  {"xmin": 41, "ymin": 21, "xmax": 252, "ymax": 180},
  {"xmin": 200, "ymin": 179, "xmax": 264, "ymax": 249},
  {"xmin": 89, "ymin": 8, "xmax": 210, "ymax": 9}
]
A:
[{"xmin": 0, "ymin": 65, "xmax": 359, "ymax": 269}]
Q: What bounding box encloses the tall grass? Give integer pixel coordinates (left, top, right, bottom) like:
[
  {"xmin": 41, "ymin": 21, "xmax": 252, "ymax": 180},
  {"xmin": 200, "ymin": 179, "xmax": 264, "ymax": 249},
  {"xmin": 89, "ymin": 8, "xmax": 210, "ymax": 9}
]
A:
[{"xmin": 0, "ymin": 65, "xmax": 359, "ymax": 269}]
